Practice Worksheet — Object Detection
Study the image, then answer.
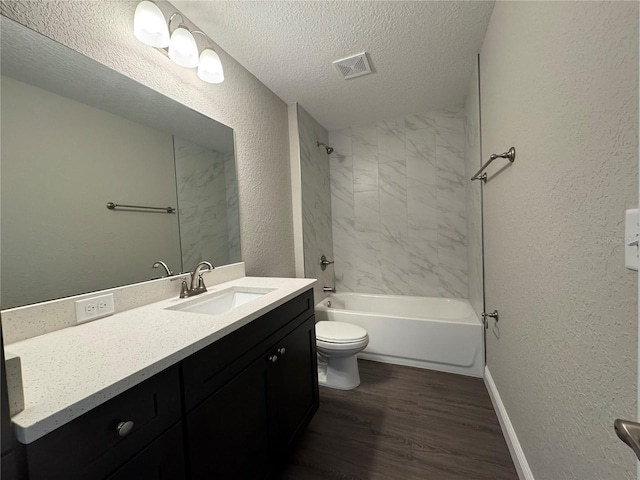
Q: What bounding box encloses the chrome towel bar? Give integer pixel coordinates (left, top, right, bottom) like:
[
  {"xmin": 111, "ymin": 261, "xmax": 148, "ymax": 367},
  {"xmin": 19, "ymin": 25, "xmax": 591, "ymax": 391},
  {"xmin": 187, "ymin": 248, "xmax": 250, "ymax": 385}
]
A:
[
  {"xmin": 106, "ymin": 202, "xmax": 175, "ymax": 213},
  {"xmin": 471, "ymin": 147, "xmax": 516, "ymax": 182}
]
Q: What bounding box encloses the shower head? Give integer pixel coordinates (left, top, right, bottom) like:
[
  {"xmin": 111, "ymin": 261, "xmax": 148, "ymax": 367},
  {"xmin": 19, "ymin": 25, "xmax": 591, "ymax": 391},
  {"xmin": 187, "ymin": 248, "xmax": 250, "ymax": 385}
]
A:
[{"xmin": 317, "ymin": 141, "xmax": 333, "ymax": 155}]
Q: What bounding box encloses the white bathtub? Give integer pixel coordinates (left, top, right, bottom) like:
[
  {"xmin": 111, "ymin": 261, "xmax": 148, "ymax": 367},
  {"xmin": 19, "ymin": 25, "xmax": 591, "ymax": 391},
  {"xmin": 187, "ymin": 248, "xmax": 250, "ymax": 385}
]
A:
[{"xmin": 315, "ymin": 293, "xmax": 484, "ymax": 377}]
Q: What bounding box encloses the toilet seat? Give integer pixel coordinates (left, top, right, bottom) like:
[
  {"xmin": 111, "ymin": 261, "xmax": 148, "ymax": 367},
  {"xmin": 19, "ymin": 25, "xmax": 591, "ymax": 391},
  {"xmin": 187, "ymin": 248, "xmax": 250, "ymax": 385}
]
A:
[
  {"xmin": 317, "ymin": 337, "xmax": 368, "ymax": 352},
  {"xmin": 316, "ymin": 321, "xmax": 368, "ymax": 344}
]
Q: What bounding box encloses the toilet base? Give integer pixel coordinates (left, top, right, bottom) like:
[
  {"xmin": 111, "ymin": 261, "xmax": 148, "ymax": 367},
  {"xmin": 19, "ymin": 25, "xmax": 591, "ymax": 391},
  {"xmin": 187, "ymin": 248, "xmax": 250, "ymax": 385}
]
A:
[{"xmin": 317, "ymin": 353, "xmax": 361, "ymax": 390}]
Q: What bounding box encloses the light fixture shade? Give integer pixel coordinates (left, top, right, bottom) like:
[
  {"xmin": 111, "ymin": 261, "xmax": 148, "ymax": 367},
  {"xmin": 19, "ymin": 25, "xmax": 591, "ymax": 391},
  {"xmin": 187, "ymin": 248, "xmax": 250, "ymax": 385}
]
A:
[
  {"xmin": 133, "ymin": 1, "xmax": 170, "ymax": 48},
  {"xmin": 198, "ymin": 49, "xmax": 225, "ymax": 84},
  {"xmin": 168, "ymin": 27, "xmax": 199, "ymax": 68}
]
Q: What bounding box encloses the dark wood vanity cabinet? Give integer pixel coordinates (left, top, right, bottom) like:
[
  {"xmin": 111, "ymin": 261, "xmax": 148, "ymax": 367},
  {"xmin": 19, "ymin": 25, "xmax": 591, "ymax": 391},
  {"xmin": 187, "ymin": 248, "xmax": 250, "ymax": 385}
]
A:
[
  {"xmin": 268, "ymin": 315, "xmax": 318, "ymax": 456},
  {"xmin": 186, "ymin": 314, "xmax": 318, "ymax": 480},
  {"xmin": 184, "ymin": 288, "xmax": 318, "ymax": 479},
  {"xmin": 15, "ymin": 289, "xmax": 318, "ymax": 480},
  {"xmin": 186, "ymin": 353, "xmax": 272, "ymax": 479},
  {"xmin": 21, "ymin": 365, "xmax": 183, "ymax": 480}
]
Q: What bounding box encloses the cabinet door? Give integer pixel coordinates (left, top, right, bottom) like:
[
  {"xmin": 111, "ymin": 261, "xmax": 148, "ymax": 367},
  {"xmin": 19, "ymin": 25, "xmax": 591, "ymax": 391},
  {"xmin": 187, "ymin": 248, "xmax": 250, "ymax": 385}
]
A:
[
  {"xmin": 182, "ymin": 289, "xmax": 314, "ymax": 412},
  {"xmin": 107, "ymin": 423, "xmax": 185, "ymax": 480},
  {"xmin": 186, "ymin": 355, "xmax": 271, "ymax": 480},
  {"xmin": 270, "ymin": 315, "xmax": 319, "ymax": 455}
]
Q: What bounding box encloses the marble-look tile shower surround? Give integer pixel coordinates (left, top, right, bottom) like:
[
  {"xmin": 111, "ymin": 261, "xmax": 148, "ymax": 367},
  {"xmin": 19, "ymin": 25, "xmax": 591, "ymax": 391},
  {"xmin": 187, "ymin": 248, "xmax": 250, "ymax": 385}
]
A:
[
  {"xmin": 464, "ymin": 59, "xmax": 484, "ymax": 317},
  {"xmin": 224, "ymin": 152, "xmax": 241, "ymax": 263},
  {"xmin": 329, "ymin": 106, "xmax": 467, "ymax": 298},
  {"xmin": 174, "ymin": 137, "xmax": 241, "ymax": 271},
  {"xmin": 298, "ymin": 105, "xmax": 334, "ymax": 302}
]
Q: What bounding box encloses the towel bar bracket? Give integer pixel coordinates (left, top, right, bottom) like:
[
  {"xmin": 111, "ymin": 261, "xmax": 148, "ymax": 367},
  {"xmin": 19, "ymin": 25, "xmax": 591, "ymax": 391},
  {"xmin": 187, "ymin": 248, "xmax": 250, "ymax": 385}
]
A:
[{"xmin": 471, "ymin": 146, "xmax": 516, "ymax": 182}]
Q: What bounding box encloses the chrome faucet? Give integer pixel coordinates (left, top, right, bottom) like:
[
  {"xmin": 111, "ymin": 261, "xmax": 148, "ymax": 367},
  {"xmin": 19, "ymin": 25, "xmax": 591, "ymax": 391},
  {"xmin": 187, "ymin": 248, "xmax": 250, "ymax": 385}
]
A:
[
  {"xmin": 180, "ymin": 261, "xmax": 214, "ymax": 298},
  {"xmin": 323, "ymin": 286, "xmax": 336, "ymax": 293},
  {"xmin": 191, "ymin": 261, "xmax": 213, "ymax": 290}
]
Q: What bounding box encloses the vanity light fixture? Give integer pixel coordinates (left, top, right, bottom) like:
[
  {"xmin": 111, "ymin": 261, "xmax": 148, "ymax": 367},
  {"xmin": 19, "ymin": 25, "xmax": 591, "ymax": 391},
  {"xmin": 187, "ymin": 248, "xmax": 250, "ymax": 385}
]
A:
[
  {"xmin": 133, "ymin": 1, "xmax": 225, "ymax": 83},
  {"xmin": 168, "ymin": 17, "xmax": 199, "ymax": 68},
  {"xmin": 193, "ymin": 31, "xmax": 225, "ymax": 84},
  {"xmin": 133, "ymin": 1, "xmax": 170, "ymax": 48}
]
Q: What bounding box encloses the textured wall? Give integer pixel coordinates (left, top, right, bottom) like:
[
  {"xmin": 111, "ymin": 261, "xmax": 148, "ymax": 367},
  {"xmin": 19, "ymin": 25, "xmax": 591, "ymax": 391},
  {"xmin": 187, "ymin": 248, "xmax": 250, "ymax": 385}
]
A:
[
  {"xmin": 0, "ymin": 1, "xmax": 295, "ymax": 278},
  {"xmin": 329, "ymin": 107, "xmax": 468, "ymax": 298},
  {"xmin": 298, "ymin": 105, "xmax": 334, "ymax": 302},
  {"xmin": 481, "ymin": 3, "xmax": 638, "ymax": 479},
  {"xmin": 464, "ymin": 59, "xmax": 484, "ymax": 318}
]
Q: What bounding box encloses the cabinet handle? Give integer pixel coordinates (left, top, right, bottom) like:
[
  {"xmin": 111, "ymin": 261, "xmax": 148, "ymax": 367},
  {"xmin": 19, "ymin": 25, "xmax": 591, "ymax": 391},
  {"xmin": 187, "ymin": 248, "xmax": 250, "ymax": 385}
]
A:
[
  {"xmin": 116, "ymin": 421, "xmax": 134, "ymax": 437},
  {"xmin": 277, "ymin": 347, "xmax": 286, "ymax": 356},
  {"xmin": 268, "ymin": 355, "xmax": 278, "ymax": 363}
]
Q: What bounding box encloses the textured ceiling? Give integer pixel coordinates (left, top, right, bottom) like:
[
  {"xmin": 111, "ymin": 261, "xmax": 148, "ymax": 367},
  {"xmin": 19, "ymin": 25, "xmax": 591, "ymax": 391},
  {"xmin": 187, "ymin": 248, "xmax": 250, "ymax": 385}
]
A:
[{"xmin": 175, "ymin": 0, "xmax": 495, "ymax": 130}]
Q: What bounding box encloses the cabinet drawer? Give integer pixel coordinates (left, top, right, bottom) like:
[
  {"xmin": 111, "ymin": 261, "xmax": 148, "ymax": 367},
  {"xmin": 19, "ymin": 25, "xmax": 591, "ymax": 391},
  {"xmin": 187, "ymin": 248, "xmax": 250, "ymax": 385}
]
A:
[
  {"xmin": 24, "ymin": 365, "xmax": 181, "ymax": 480},
  {"xmin": 107, "ymin": 422, "xmax": 185, "ymax": 480},
  {"xmin": 182, "ymin": 289, "xmax": 314, "ymax": 411}
]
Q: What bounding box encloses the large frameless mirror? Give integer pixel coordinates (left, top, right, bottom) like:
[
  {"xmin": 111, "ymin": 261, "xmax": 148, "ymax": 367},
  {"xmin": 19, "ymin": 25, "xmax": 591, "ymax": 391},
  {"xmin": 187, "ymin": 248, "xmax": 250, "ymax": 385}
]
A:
[{"xmin": 0, "ymin": 16, "xmax": 241, "ymax": 309}]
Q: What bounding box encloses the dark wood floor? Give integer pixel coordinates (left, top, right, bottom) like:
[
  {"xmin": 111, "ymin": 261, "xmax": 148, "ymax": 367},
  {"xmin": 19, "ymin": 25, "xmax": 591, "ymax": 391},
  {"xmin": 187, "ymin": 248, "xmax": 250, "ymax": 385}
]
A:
[{"xmin": 278, "ymin": 360, "xmax": 518, "ymax": 480}]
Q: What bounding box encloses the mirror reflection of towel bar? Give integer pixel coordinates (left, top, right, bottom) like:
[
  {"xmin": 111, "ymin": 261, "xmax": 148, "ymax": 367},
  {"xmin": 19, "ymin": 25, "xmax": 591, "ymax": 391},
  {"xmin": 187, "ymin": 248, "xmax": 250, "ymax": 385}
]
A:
[{"xmin": 106, "ymin": 202, "xmax": 175, "ymax": 213}]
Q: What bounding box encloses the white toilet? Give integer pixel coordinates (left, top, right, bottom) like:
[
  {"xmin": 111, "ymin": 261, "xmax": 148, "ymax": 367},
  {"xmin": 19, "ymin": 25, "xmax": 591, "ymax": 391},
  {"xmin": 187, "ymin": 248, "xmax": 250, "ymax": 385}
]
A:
[{"xmin": 315, "ymin": 321, "xmax": 369, "ymax": 390}]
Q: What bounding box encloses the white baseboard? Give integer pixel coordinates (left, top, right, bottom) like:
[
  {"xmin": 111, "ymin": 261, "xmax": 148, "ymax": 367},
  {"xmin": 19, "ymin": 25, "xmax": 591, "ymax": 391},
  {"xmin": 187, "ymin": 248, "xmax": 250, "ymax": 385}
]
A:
[{"xmin": 484, "ymin": 366, "xmax": 535, "ymax": 480}]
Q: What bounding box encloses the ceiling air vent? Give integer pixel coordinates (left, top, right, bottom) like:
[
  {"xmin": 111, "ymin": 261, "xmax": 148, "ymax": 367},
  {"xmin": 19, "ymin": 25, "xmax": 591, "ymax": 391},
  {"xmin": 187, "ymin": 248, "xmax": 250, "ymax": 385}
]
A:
[{"xmin": 332, "ymin": 52, "xmax": 372, "ymax": 80}]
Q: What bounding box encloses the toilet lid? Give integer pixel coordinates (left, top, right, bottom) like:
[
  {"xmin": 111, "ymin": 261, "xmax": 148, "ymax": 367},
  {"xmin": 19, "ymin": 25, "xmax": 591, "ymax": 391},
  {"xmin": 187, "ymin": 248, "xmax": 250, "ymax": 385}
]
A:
[{"xmin": 316, "ymin": 321, "xmax": 368, "ymax": 344}]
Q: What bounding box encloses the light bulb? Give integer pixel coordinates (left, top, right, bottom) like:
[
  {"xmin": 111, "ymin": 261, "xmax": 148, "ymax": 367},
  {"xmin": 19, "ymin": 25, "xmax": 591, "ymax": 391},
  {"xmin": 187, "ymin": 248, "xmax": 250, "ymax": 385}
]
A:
[
  {"xmin": 198, "ymin": 49, "xmax": 224, "ymax": 84},
  {"xmin": 133, "ymin": 1, "xmax": 170, "ymax": 48},
  {"xmin": 168, "ymin": 27, "xmax": 199, "ymax": 68}
]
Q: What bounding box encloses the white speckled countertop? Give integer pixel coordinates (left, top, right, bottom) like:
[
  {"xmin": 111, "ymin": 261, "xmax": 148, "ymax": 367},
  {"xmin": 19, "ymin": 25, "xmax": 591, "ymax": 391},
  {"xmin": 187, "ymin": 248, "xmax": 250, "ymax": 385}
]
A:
[{"xmin": 5, "ymin": 276, "xmax": 316, "ymax": 444}]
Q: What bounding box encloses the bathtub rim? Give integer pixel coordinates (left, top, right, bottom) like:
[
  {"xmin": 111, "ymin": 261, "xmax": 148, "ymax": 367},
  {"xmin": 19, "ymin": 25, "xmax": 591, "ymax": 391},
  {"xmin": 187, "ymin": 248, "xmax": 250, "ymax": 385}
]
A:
[{"xmin": 315, "ymin": 292, "xmax": 482, "ymax": 327}]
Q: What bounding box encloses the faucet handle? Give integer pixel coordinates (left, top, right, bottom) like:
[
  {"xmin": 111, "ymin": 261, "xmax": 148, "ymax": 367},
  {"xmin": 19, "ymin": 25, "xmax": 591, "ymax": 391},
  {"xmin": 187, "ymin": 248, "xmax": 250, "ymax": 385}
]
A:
[
  {"xmin": 179, "ymin": 280, "xmax": 189, "ymax": 298},
  {"xmin": 320, "ymin": 255, "xmax": 335, "ymax": 271},
  {"xmin": 197, "ymin": 275, "xmax": 207, "ymax": 292}
]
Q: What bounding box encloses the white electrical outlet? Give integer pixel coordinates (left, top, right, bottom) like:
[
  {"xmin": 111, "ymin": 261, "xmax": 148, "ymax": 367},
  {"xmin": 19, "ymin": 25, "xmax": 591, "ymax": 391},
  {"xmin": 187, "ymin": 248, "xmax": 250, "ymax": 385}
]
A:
[{"xmin": 75, "ymin": 293, "xmax": 115, "ymax": 324}]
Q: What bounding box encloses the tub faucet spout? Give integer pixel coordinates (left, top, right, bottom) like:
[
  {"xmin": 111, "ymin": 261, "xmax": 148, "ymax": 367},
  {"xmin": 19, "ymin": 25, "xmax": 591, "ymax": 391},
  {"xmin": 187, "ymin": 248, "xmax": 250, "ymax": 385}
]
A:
[{"xmin": 323, "ymin": 286, "xmax": 336, "ymax": 293}]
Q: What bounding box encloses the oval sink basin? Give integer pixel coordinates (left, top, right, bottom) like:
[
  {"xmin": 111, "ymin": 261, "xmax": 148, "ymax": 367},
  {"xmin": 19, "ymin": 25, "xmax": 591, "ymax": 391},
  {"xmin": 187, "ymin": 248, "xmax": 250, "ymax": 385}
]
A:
[{"xmin": 167, "ymin": 287, "xmax": 275, "ymax": 316}]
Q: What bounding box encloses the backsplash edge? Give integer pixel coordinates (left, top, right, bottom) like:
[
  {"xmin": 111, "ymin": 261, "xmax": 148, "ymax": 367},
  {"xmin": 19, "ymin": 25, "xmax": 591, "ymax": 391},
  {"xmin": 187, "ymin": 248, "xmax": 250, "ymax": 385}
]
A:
[{"xmin": 1, "ymin": 262, "xmax": 246, "ymax": 345}]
